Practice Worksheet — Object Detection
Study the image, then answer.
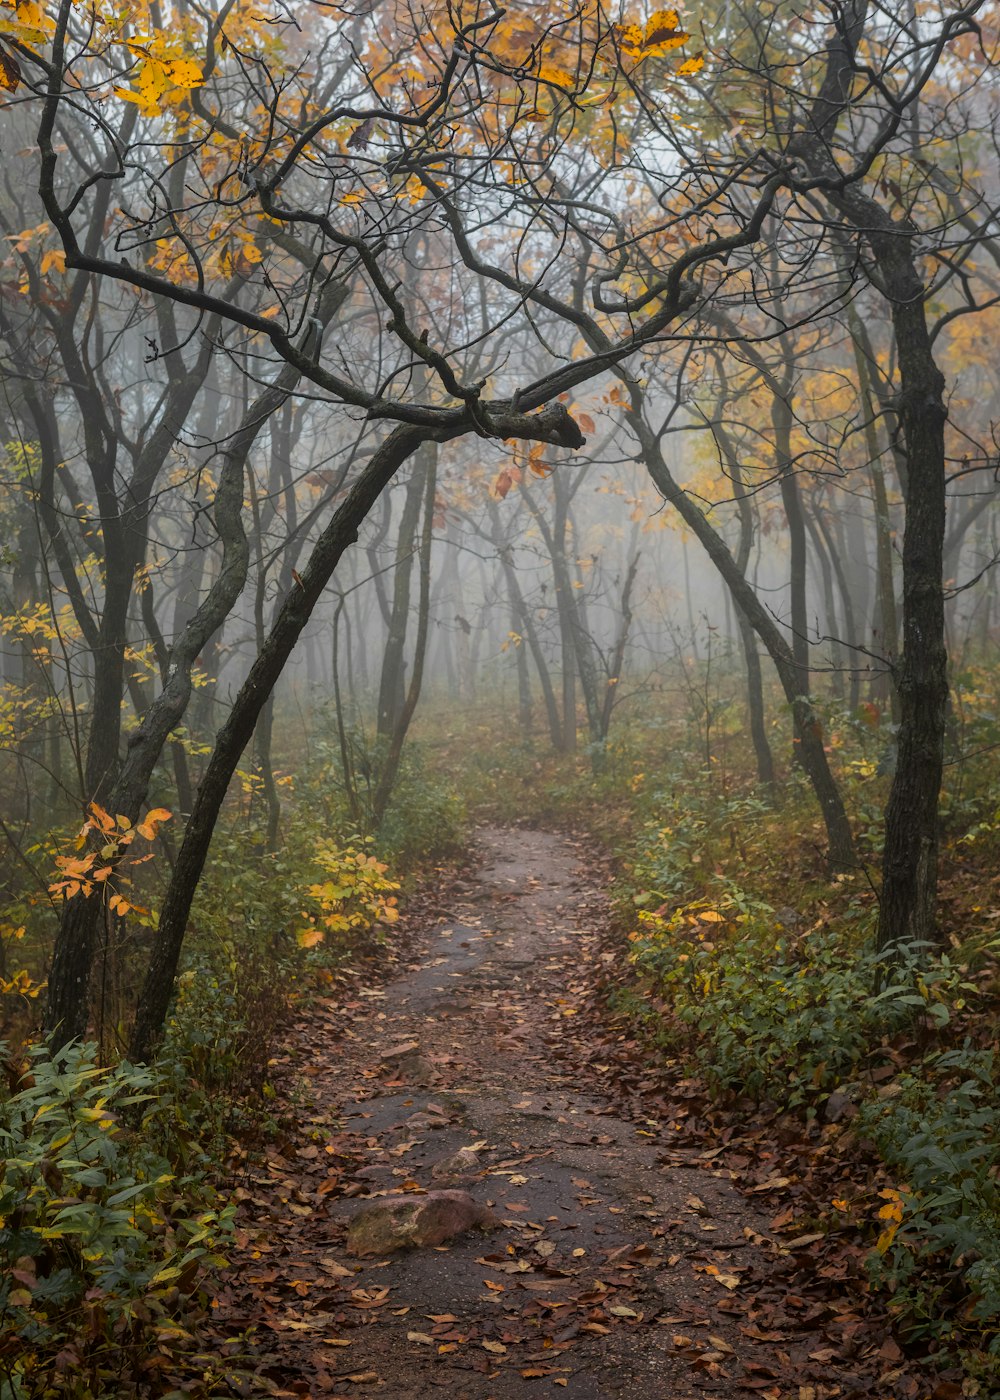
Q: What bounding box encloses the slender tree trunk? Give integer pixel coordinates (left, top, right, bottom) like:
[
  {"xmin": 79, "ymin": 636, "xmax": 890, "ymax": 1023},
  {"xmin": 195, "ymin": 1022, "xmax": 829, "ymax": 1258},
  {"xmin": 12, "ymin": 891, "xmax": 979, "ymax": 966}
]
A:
[
  {"xmin": 773, "ymin": 389, "xmax": 810, "ymax": 684},
  {"xmin": 715, "ymin": 421, "xmax": 777, "ymax": 786},
  {"xmin": 492, "ymin": 526, "xmax": 563, "ymax": 749},
  {"xmin": 804, "ymin": 507, "xmax": 846, "ymax": 701},
  {"xmin": 816, "ymin": 505, "xmax": 863, "ymax": 711},
  {"xmin": 598, "ymin": 551, "xmax": 640, "ymax": 742},
  {"xmin": 848, "ymin": 308, "xmax": 900, "ymax": 719},
  {"xmin": 372, "ymin": 441, "xmax": 437, "ymax": 822},
  {"xmin": 376, "ymin": 461, "xmax": 425, "ymax": 740},
  {"xmin": 735, "ymin": 606, "xmax": 776, "ymax": 787},
  {"xmin": 332, "ymin": 596, "xmax": 363, "ymax": 825},
  {"xmin": 872, "ymin": 249, "xmax": 949, "ymax": 957}
]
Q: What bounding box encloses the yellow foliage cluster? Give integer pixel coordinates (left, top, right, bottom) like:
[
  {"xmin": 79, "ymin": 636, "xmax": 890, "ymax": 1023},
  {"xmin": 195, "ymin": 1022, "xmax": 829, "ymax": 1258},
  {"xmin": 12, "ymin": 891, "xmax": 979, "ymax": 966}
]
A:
[
  {"xmin": 0, "ymin": 921, "xmax": 44, "ymax": 1002},
  {"xmin": 115, "ymin": 35, "xmax": 204, "ymax": 116},
  {"xmin": 296, "ymin": 844, "xmax": 400, "ymax": 950}
]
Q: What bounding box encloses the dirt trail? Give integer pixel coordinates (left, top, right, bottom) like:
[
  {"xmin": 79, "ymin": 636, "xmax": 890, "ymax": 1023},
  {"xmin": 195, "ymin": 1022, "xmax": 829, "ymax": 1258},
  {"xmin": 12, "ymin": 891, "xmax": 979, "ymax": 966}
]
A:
[{"xmin": 215, "ymin": 828, "xmax": 897, "ymax": 1399}]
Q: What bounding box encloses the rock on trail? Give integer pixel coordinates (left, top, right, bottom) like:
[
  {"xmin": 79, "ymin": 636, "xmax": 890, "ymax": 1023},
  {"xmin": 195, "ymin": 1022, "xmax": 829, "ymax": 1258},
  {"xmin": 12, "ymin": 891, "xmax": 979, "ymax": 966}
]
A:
[{"xmin": 347, "ymin": 1190, "xmax": 499, "ymax": 1257}]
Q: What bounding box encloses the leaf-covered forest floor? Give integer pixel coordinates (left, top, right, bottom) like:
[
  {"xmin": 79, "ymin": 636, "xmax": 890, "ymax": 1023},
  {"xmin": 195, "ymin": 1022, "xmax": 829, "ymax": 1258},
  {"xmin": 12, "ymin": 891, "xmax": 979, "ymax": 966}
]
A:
[{"xmin": 206, "ymin": 827, "xmax": 945, "ymax": 1400}]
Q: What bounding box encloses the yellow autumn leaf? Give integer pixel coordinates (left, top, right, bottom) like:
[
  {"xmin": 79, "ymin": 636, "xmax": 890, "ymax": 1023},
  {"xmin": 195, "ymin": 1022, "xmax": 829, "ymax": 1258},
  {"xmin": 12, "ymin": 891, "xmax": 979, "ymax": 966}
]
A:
[
  {"xmin": 163, "ymin": 57, "xmax": 203, "ymax": 90},
  {"xmin": 40, "ymin": 248, "xmax": 66, "ymax": 276},
  {"xmin": 297, "ymin": 927, "xmax": 325, "ymax": 949},
  {"xmin": 676, "ymin": 53, "xmax": 705, "ymax": 75},
  {"xmin": 403, "ymin": 173, "xmax": 426, "ymax": 205},
  {"xmin": 537, "ymin": 63, "xmax": 575, "ymax": 89},
  {"xmin": 620, "ymin": 8, "xmax": 689, "ymax": 58},
  {"xmin": 115, "ymin": 43, "xmax": 204, "ymax": 117}
]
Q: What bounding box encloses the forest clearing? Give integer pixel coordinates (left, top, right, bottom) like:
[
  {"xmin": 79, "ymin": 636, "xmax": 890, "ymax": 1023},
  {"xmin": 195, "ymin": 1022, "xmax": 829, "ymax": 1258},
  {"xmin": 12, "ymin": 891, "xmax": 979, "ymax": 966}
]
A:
[{"xmin": 2, "ymin": 0, "xmax": 1000, "ymax": 1396}]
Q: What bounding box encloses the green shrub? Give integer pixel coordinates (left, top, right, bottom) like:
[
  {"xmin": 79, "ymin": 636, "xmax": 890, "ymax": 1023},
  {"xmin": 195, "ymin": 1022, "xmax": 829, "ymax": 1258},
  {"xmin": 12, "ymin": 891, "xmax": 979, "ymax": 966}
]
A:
[
  {"xmin": 859, "ymin": 1045, "xmax": 1000, "ymax": 1363},
  {"xmin": 375, "ymin": 749, "xmax": 466, "ymax": 865},
  {"xmin": 0, "ymin": 1041, "xmax": 233, "ymax": 1399},
  {"xmin": 629, "ymin": 899, "xmax": 979, "ymax": 1107}
]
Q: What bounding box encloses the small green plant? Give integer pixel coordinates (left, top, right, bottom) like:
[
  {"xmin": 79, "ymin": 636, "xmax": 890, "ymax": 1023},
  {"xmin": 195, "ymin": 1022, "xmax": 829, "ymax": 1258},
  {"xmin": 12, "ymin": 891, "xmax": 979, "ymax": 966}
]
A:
[{"xmin": 0, "ymin": 1041, "xmax": 233, "ymax": 1399}]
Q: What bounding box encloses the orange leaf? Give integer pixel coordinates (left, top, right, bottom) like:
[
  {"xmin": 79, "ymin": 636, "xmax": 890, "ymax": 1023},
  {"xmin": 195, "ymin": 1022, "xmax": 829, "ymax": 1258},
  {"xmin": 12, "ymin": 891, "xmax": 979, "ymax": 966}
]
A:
[
  {"xmin": 136, "ymin": 807, "xmax": 172, "ymax": 839},
  {"xmin": 88, "ymin": 802, "xmax": 116, "ymax": 834}
]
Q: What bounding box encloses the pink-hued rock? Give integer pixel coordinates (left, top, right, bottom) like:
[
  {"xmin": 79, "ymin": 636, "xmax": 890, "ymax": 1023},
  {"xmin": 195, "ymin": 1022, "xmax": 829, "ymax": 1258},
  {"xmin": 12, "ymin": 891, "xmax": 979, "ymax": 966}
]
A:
[{"xmin": 346, "ymin": 1190, "xmax": 498, "ymax": 1257}]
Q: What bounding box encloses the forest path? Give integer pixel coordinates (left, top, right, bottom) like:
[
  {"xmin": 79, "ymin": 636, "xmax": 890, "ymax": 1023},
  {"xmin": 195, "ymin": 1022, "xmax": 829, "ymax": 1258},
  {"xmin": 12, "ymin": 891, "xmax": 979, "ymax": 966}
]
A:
[{"xmin": 216, "ymin": 828, "xmax": 906, "ymax": 1399}]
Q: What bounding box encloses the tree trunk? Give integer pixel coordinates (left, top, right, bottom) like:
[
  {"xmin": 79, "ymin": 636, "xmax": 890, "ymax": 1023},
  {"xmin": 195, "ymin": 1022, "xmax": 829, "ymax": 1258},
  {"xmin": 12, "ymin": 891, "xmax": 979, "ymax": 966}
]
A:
[
  {"xmin": 491, "ymin": 518, "xmax": 563, "ymax": 749},
  {"xmin": 376, "ymin": 461, "xmax": 426, "ymax": 740},
  {"xmin": 872, "ymin": 248, "xmax": 949, "ymax": 957},
  {"xmin": 848, "ymin": 307, "xmax": 900, "ymax": 719},
  {"xmin": 816, "ymin": 505, "xmax": 863, "ymax": 711},
  {"xmin": 803, "ymin": 506, "xmax": 846, "ymax": 701},
  {"xmin": 773, "ymin": 389, "xmax": 810, "ymax": 685},
  {"xmin": 599, "ymin": 551, "xmax": 640, "ymax": 742},
  {"xmin": 714, "ymin": 419, "xmax": 776, "ymax": 786},
  {"xmin": 372, "ymin": 441, "xmax": 438, "ymax": 823},
  {"xmin": 786, "ymin": 0, "xmax": 953, "ymax": 949}
]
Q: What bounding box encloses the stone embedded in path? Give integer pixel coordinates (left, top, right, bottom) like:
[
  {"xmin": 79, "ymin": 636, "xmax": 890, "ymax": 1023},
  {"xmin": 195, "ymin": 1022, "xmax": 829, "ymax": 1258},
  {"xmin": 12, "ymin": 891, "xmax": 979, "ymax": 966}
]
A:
[
  {"xmin": 430, "ymin": 1146, "xmax": 483, "ymax": 1181},
  {"xmin": 346, "ymin": 1190, "xmax": 498, "ymax": 1257},
  {"xmin": 381, "ymin": 1040, "xmax": 439, "ymax": 1086}
]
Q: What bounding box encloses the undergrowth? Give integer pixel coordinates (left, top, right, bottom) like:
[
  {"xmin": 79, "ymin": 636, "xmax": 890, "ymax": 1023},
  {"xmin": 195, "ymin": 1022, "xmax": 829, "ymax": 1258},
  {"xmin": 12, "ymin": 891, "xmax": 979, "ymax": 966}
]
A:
[{"xmin": 0, "ymin": 1043, "xmax": 233, "ymax": 1399}]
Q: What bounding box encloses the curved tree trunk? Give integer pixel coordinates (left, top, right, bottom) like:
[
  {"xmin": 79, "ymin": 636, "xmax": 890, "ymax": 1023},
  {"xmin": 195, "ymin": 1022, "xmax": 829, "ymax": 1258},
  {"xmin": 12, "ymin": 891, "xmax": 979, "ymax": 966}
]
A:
[
  {"xmin": 790, "ymin": 0, "xmax": 950, "ymax": 954},
  {"xmin": 714, "ymin": 419, "xmax": 776, "ymax": 787}
]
